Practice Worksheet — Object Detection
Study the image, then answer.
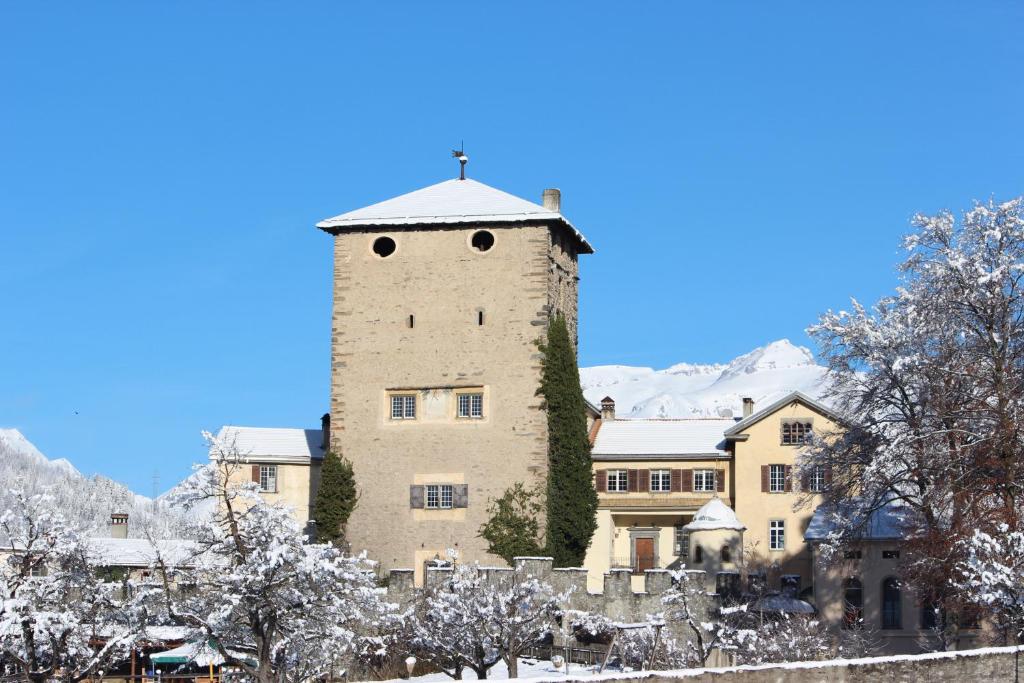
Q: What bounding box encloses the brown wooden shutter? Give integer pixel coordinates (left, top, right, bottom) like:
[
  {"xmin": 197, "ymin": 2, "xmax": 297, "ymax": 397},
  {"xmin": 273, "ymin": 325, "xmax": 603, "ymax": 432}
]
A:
[
  {"xmin": 409, "ymin": 485, "xmax": 425, "ymax": 509},
  {"xmin": 627, "ymin": 469, "xmax": 638, "ymax": 493},
  {"xmin": 251, "ymin": 465, "xmax": 260, "ymax": 483},
  {"xmin": 596, "ymin": 470, "xmax": 607, "ymax": 493},
  {"xmin": 453, "ymin": 484, "xmax": 469, "ymax": 508},
  {"xmin": 681, "ymin": 469, "xmax": 693, "ymax": 493},
  {"xmin": 784, "ymin": 465, "xmax": 793, "ymax": 492},
  {"xmin": 761, "ymin": 465, "xmax": 769, "ymax": 493},
  {"xmin": 638, "ymin": 469, "xmax": 650, "ymax": 492},
  {"xmin": 671, "ymin": 469, "xmax": 682, "ymax": 493},
  {"xmin": 716, "ymin": 469, "xmax": 725, "ymax": 493},
  {"xmin": 800, "ymin": 470, "xmax": 810, "ymax": 492},
  {"xmin": 824, "ymin": 465, "xmax": 834, "ymax": 487}
]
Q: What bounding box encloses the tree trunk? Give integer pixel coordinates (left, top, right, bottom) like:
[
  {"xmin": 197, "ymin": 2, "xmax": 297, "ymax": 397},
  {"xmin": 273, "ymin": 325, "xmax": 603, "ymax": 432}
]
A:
[{"xmin": 505, "ymin": 653, "xmax": 518, "ymax": 679}]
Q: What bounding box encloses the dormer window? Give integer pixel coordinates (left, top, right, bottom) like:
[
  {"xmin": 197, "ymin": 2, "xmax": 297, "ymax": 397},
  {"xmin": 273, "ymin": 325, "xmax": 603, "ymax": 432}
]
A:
[{"xmin": 781, "ymin": 419, "xmax": 813, "ymax": 445}]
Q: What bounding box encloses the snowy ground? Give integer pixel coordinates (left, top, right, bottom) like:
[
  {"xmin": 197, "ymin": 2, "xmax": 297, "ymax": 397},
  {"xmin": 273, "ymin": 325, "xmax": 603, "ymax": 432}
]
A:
[{"xmin": 385, "ymin": 658, "xmax": 602, "ymax": 681}]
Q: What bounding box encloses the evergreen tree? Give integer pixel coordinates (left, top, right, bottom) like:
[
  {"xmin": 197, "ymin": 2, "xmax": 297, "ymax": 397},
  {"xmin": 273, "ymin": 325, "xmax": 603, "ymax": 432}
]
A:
[
  {"xmin": 312, "ymin": 450, "xmax": 358, "ymax": 545},
  {"xmin": 539, "ymin": 314, "xmax": 598, "ymax": 566},
  {"xmin": 478, "ymin": 482, "xmax": 544, "ymax": 564}
]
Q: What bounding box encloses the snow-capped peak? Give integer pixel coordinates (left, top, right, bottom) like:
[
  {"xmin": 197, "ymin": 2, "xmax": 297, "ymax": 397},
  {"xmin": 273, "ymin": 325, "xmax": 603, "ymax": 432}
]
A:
[{"xmin": 719, "ymin": 339, "xmax": 817, "ymax": 379}]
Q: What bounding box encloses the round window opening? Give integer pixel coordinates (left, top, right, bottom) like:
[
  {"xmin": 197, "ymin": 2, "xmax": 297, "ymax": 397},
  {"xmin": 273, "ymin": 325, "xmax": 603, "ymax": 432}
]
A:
[
  {"xmin": 372, "ymin": 236, "xmax": 396, "ymax": 258},
  {"xmin": 471, "ymin": 230, "xmax": 495, "ymax": 252}
]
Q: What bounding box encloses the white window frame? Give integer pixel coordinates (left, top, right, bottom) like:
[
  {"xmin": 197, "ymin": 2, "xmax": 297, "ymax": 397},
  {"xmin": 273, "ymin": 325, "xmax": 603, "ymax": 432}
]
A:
[
  {"xmin": 457, "ymin": 392, "xmax": 484, "ymax": 419},
  {"xmin": 650, "ymin": 470, "xmax": 671, "ymax": 492},
  {"xmin": 259, "ymin": 465, "xmax": 278, "ymax": 493},
  {"xmin": 674, "ymin": 526, "xmax": 689, "ymax": 557},
  {"xmin": 607, "ymin": 470, "xmax": 628, "ymax": 493},
  {"xmin": 425, "ymin": 484, "xmax": 454, "ymax": 510},
  {"xmin": 390, "ymin": 394, "xmax": 416, "ymax": 420},
  {"xmin": 693, "ymin": 469, "xmax": 716, "ymax": 492},
  {"xmin": 769, "ymin": 519, "xmax": 785, "ymax": 551},
  {"xmin": 809, "ymin": 465, "xmax": 826, "ymax": 492},
  {"xmin": 769, "ymin": 464, "xmax": 786, "ymax": 493}
]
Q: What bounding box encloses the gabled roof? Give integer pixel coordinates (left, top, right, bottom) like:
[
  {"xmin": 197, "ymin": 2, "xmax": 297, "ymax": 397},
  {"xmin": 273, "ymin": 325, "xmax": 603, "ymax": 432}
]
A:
[
  {"xmin": 723, "ymin": 390, "xmax": 841, "ymax": 438},
  {"xmin": 316, "ymin": 178, "xmax": 594, "ymax": 253},
  {"xmin": 684, "ymin": 498, "xmax": 746, "ymax": 531},
  {"xmin": 804, "ymin": 499, "xmax": 912, "ymax": 542},
  {"xmin": 87, "ymin": 537, "xmax": 199, "ymax": 568},
  {"xmin": 591, "ymin": 418, "xmax": 732, "ymax": 460},
  {"xmin": 212, "ymin": 426, "xmax": 325, "ymax": 464}
]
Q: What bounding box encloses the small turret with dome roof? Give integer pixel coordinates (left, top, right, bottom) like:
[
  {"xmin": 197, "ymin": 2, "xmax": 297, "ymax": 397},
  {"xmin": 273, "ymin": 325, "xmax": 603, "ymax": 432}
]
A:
[{"xmin": 683, "ymin": 497, "xmax": 746, "ymax": 592}]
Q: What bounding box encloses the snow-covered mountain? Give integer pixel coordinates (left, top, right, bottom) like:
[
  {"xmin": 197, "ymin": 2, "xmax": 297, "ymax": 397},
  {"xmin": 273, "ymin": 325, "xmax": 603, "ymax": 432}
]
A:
[
  {"xmin": 581, "ymin": 339, "xmax": 829, "ymax": 418},
  {"xmin": 0, "ymin": 428, "xmax": 191, "ymax": 538}
]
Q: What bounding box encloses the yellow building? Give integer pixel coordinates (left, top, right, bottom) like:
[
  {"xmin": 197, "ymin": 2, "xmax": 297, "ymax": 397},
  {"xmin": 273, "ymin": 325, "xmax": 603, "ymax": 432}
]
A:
[
  {"xmin": 211, "ymin": 424, "xmax": 325, "ymax": 533},
  {"xmin": 584, "ymin": 391, "xmax": 835, "ymax": 597}
]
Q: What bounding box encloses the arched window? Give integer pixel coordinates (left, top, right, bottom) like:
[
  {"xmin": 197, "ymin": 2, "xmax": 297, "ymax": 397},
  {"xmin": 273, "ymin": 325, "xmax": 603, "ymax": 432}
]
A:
[
  {"xmin": 720, "ymin": 545, "xmax": 731, "ymax": 563},
  {"xmin": 694, "ymin": 546, "xmax": 703, "ymax": 564},
  {"xmin": 842, "ymin": 577, "xmax": 863, "ymax": 628},
  {"xmin": 882, "ymin": 577, "xmax": 901, "ymax": 630}
]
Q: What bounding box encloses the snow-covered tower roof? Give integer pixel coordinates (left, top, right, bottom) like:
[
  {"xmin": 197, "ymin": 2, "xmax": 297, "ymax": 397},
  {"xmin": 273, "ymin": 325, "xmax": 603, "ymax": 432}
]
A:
[
  {"xmin": 316, "ymin": 177, "xmax": 593, "ymax": 254},
  {"xmin": 684, "ymin": 498, "xmax": 747, "ymax": 532}
]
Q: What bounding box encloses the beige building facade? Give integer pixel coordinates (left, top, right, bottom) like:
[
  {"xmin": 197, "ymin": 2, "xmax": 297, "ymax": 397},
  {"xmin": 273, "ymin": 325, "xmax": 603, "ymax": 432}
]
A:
[{"xmin": 316, "ymin": 176, "xmax": 592, "ymax": 583}]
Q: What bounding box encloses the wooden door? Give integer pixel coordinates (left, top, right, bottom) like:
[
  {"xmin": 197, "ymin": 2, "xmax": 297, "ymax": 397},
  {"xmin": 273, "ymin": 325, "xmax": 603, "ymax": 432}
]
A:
[{"xmin": 634, "ymin": 537, "xmax": 655, "ymax": 574}]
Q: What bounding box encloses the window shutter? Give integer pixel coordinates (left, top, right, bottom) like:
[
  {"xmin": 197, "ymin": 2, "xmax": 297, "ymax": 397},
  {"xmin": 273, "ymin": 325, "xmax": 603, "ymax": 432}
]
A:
[
  {"xmin": 800, "ymin": 470, "xmax": 810, "ymax": 492},
  {"xmin": 638, "ymin": 469, "xmax": 650, "ymax": 492},
  {"xmin": 453, "ymin": 484, "xmax": 469, "ymax": 508},
  {"xmin": 596, "ymin": 470, "xmax": 607, "ymax": 493},
  {"xmin": 784, "ymin": 465, "xmax": 793, "ymax": 492},
  {"xmin": 671, "ymin": 469, "xmax": 682, "ymax": 493},
  {"xmin": 251, "ymin": 465, "xmax": 260, "ymax": 483},
  {"xmin": 627, "ymin": 469, "xmax": 638, "ymax": 493},
  {"xmin": 716, "ymin": 469, "xmax": 725, "ymax": 493},
  {"xmin": 825, "ymin": 466, "xmax": 833, "ymax": 488},
  {"xmin": 681, "ymin": 469, "xmax": 693, "ymax": 493},
  {"xmin": 409, "ymin": 485, "xmax": 425, "ymax": 509},
  {"xmin": 761, "ymin": 465, "xmax": 769, "ymax": 493}
]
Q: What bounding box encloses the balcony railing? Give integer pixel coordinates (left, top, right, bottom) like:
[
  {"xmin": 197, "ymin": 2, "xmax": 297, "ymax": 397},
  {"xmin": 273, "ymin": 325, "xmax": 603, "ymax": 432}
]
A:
[{"xmin": 610, "ymin": 555, "xmax": 661, "ymax": 575}]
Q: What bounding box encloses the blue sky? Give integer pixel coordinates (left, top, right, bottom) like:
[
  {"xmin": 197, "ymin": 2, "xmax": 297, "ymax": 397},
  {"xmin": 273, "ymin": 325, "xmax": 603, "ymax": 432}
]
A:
[{"xmin": 2, "ymin": 3, "xmax": 1022, "ymax": 494}]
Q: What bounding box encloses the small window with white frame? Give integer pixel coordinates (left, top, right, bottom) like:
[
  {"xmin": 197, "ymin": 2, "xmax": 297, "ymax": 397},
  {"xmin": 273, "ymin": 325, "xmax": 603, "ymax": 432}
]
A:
[
  {"xmin": 259, "ymin": 465, "xmax": 278, "ymax": 493},
  {"xmin": 781, "ymin": 419, "xmax": 813, "ymax": 445},
  {"xmin": 769, "ymin": 464, "xmax": 786, "ymax": 493},
  {"xmin": 650, "ymin": 469, "xmax": 671, "ymax": 492},
  {"xmin": 808, "ymin": 465, "xmax": 826, "ymax": 492},
  {"xmin": 769, "ymin": 519, "xmax": 785, "ymax": 551},
  {"xmin": 607, "ymin": 470, "xmax": 628, "ymax": 492},
  {"xmin": 693, "ymin": 469, "xmax": 716, "ymax": 492},
  {"xmin": 457, "ymin": 392, "xmax": 484, "ymax": 419},
  {"xmin": 425, "ymin": 484, "xmax": 453, "ymax": 510},
  {"xmin": 674, "ymin": 525, "xmax": 689, "ymax": 557},
  {"xmin": 390, "ymin": 394, "xmax": 416, "ymax": 420}
]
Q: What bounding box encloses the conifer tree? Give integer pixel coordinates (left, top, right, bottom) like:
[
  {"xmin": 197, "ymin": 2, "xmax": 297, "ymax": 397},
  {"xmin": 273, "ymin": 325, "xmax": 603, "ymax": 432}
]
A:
[
  {"xmin": 313, "ymin": 450, "xmax": 358, "ymax": 546},
  {"xmin": 538, "ymin": 314, "xmax": 598, "ymax": 566}
]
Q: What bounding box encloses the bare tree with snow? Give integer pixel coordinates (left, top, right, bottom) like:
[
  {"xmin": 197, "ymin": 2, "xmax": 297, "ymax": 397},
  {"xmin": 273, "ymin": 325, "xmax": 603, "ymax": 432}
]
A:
[
  {"xmin": 805, "ymin": 197, "xmax": 1024, "ymax": 639},
  {"xmin": 155, "ymin": 431, "xmax": 394, "ymax": 683},
  {"xmin": 0, "ymin": 490, "xmax": 144, "ymax": 682}
]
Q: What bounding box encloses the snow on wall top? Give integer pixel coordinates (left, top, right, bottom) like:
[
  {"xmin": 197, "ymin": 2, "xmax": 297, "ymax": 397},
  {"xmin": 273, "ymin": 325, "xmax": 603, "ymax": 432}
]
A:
[
  {"xmin": 213, "ymin": 426, "xmax": 325, "ymax": 464},
  {"xmin": 591, "ymin": 419, "xmax": 732, "ymax": 458},
  {"xmin": 683, "ymin": 497, "xmax": 746, "ymax": 531},
  {"xmin": 315, "ymin": 178, "xmax": 594, "ymax": 253}
]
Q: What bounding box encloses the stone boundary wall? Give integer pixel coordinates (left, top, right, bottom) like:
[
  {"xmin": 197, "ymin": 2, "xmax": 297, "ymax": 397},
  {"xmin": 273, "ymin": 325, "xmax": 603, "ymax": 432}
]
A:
[
  {"xmin": 386, "ymin": 557, "xmax": 714, "ymax": 640},
  {"xmin": 551, "ymin": 644, "xmax": 1024, "ymax": 683}
]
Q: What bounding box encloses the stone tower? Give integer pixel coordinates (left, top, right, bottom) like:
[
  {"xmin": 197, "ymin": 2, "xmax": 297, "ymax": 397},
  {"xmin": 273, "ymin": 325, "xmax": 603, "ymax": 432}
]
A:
[{"xmin": 317, "ymin": 173, "xmax": 592, "ymax": 582}]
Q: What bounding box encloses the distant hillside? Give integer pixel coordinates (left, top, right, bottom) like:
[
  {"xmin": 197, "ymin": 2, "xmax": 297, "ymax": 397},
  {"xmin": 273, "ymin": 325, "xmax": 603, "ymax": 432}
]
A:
[
  {"xmin": 0, "ymin": 429, "xmax": 191, "ymax": 538},
  {"xmin": 581, "ymin": 339, "xmax": 829, "ymax": 418}
]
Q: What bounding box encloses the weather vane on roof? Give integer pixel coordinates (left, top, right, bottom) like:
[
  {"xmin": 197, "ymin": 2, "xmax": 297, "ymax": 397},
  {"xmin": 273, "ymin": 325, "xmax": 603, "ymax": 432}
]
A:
[{"xmin": 452, "ymin": 143, "xmax": 468, "ymax": 180}]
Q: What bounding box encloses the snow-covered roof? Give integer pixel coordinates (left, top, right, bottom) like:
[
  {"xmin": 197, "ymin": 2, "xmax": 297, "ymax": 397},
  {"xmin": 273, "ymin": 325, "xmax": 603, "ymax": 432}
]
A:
[
  {"xmin": 724, "ymin": 390, "xmax": 841, "ymax": 438},
  {"xmin": 591, "ymin": 419, "xmax": 731, "ymax": 459},
  {"xmin": 87, "ymin": 537, "xmax": 199, "ymax": 567},
  {"xmin": 316, "ymin": 178, "xmax": 594, "ymax": 254},
  {"xmin": 213, "ymin": 426, "xmax": 325, "ymax": 464},
  {"xmin": 683, "ymin": 498, "xmax": 746, "ymax": 532},
  {"xmin": 804, "ymin": 499, "xmax": 911, "ymax": 542},
  {"xmin": 750, "ymin": 593, "xmax": 816, "ymax": 614}
]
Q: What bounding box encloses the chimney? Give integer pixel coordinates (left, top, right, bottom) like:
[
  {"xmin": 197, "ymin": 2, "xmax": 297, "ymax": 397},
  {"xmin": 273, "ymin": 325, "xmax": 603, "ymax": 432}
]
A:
[
  {"xmin": 742, "ymin": 397, "xmax": 754, "ymax": 419},
  {"xmin": 600, "ymin": 396, "xmax": 616, "ymax": 421},
  {"xmin": 109, "ymin": 512, "xmax": 128, "ymax": 539},
  {"xmin": 542, "ymin": 188, "xmax": 561, "ymax": 213},
  {"xmin": 320, "ymin": 413, "xmax": 331, "ymax": 452}
]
